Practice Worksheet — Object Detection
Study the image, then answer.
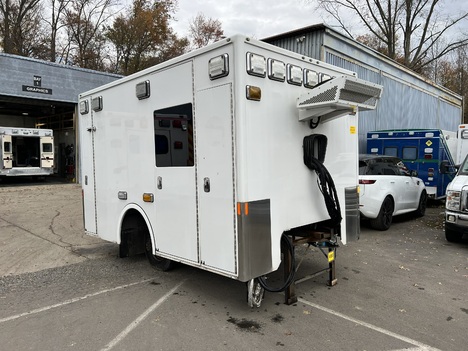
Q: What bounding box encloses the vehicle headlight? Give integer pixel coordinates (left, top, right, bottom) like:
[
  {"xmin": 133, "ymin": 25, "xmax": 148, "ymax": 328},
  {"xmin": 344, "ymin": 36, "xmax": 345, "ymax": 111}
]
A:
[{"xmin": 446, "ymin": 190, "xmax": 461, "ymax": 211}]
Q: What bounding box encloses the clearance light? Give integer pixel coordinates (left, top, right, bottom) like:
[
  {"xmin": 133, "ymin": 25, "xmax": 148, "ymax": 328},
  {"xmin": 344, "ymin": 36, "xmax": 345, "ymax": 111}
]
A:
[
  {"xmin": 80, "ymin": 100, "xmax": 89, "ymax": 115},
  {"xmin": 287, "ymin": 64, "xmax": 302, "ymax": 86},
  {"xmin": 209, "ymin": 54, "xmax": 229, "ymax": 79},
  {"xmin": 359, "ymin": 179, "xmax": 376, "ymax": 184},
  {"xmin": 246, "ymin": 85, "xmax": 261, "ymax": 101},
  {"xmin": 304, "ymin": 69, "xmax": 319, "ymax": 88},
  {"xmin": 267, "ymin": 58, "xmax": 285, "ymax": 82},
  {"xmin": 92, "ymin": 96, "xmax": 103, "ymax": 112},
  {"xmin": 246, "ymin": 52, "xmax": 266, "ymax": 77},
  {"xmin": 424, "ymin": 154, "xmax": 433, "ymax": 159},
  {"xmin": 321, "ymin": 73, "xmax": 332, "ymax": 82},
  {"xmin": 118, "ymin": 191, "xmax": 127, "ymax": 200},
  {"xmin": 136, "ymin": 80, "xmax": 150, "ymax": 100},
  {"xmin": 370, "ymin": 148, "xmax": 379, "ymax": 153},
  {"xmin": 143, "ymin": 193, "xmax": 154, "ymax": 203}
]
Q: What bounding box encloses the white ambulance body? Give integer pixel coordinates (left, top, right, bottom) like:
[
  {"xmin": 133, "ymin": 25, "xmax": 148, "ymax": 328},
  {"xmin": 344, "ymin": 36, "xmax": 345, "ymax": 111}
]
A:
[
  {"xmin": 0, "ymin": 127, "xmax": 54, "ymax": 177},
  {"xmin": 78, "ymin": 36, "xmax": 382, "ymax": 288}
]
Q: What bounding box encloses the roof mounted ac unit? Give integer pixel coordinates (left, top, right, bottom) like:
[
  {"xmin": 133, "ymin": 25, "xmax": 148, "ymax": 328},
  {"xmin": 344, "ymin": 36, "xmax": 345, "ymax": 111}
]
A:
[{"xmin": 297, "ymin": 75, "xmax": 383, "ymax": 122}]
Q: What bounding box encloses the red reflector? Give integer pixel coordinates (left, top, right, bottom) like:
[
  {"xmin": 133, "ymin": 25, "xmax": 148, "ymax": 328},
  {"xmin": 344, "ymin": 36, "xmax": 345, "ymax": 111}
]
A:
[
  {"xmin": 359, "ymin": 179, "xmax": 376, "ymax": 184},
  {"xmin": 428, "ymin": 168, "xmax": 434, "ymax": 172},
  {"xmin": 424, "ymin": 154, "xmax": 432, "ymax": 159},
  {"xmin": 172, "ymin": 120, "xmax": 182, "ymax": 128},
  {"xmin": 174, "ymin": 141, "xmax": 183, "ymax": 149}
]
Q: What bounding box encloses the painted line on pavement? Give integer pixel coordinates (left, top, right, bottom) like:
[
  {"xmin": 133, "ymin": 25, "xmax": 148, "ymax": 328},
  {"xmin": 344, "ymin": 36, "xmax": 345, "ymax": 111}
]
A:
[
  {"xmin": 100, "ymin": 281, "xmax": 184, "ymax": 351},
  {"xmin": 298, "ymin": 298, "xmax": 442, "ymax": 351},
  {"xmin": 0, "ymin": 278, "xmax": 154, "ymax": 324}
]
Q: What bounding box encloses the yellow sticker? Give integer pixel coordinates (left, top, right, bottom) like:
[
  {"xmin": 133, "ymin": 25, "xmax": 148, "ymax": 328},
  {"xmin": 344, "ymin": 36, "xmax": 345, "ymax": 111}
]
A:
[
  {"xmin": 328, "ymin": 251, "xmax": 335, "ymax": 262},
  {"xmin": 350, "ymin": 126, "xmax": 356, "ymax": 134},
  {"xmin": 426, "ymin": 140, "xmax": 432, "ymax": 147}
]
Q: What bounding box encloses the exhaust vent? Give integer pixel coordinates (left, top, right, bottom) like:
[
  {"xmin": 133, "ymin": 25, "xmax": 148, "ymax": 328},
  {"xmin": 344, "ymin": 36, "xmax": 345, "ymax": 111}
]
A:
[{"xmin": 297, "ymin": 75, "xmax": 383, "ymax": 122}]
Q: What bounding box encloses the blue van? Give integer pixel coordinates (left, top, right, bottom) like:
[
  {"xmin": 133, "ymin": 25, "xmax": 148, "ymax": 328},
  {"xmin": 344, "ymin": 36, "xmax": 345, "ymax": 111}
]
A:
[{"xmin": 367, "ymin": 129, "xmax": 457, "ymax": 199}]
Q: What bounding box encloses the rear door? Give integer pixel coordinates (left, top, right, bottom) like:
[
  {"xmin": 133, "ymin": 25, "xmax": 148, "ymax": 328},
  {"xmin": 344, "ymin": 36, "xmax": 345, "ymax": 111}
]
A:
[
  {"xmin": 40, "ymin": 136, "xmax": 54, "ymax": 168},
  {"xmin": 79, "ymin": 101, "xmax": 97, "ymax": 234},
  {"xmin": 1, "ymin": 135, "xmax": 13, "ymax": 169}
]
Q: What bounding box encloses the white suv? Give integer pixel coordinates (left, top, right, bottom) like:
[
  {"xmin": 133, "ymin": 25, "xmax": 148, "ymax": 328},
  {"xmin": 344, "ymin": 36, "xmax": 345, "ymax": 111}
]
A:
[{"xmin": 359, "ymin": 154, "xmax": 427, "ymax": 230}]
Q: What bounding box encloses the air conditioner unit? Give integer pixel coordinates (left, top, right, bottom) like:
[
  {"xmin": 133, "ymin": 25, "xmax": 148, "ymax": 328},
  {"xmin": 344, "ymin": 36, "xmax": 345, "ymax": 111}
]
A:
[{"xmin": 297, "ymin": 75, "xmax": 383, "ymax": 122}]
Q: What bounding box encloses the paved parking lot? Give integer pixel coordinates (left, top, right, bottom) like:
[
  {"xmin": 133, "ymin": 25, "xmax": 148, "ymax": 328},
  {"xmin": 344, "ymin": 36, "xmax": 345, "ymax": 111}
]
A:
[{"xmin": 0, "ymin": 182, "xmax": 467, "ymax": 350}]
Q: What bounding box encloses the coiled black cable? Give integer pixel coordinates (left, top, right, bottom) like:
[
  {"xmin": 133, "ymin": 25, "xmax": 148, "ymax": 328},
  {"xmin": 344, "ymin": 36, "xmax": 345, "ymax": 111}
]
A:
[
  {"xmin": 303, "ymin": 135, "xmax": 342, "ymax": 234},
  {"xmin": 258, "ymin": 233, "xmax": 295, "ymax": 292}
]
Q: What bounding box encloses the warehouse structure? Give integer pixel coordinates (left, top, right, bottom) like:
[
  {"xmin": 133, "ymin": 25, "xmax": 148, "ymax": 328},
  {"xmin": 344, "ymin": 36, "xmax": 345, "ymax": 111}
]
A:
[
  {"xmin": 264, "ymin": 24, "xmax": 464, "ymax": 151},
  {"xmin": 0, "ymin": 53, "xmax": 121, "ymax": 179}
]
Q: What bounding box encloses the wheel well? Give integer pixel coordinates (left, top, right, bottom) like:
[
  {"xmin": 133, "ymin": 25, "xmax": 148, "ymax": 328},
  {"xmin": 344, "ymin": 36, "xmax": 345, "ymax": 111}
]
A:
[{"xmin": 119, "ymin": 209, "xmax": 149, "ymax": 258}]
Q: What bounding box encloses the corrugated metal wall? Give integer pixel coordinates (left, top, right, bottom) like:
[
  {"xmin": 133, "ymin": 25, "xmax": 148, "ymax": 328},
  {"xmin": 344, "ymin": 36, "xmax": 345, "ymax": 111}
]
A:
[{"xmin": 265, "ymin": 27, "xmax": 463, "ymax": 153}]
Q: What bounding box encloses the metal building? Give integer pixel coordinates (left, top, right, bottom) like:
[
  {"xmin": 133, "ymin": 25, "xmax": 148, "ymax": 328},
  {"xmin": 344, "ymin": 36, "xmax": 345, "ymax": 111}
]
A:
[
  {"xmin": 0, "ymin": 53, "xmax": 121, "ymax": 180},
  {"xmin": 263, "ymin": 24, "xmax": 463, "ymax": 151}
]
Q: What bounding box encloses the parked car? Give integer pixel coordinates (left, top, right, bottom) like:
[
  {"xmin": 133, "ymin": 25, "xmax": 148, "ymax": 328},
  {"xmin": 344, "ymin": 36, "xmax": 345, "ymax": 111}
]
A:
[{"xmin": 359, "ymin": 154, "xmax": 427, "ymax": 230}]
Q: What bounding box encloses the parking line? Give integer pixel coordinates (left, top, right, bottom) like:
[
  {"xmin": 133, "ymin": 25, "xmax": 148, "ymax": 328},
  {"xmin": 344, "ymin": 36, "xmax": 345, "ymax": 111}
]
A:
[
  {"xmin": 100, "ymin": 281, "xmax": 184, "ymax": 351},
  {"xmin": 298, "ymin": 298, "xmax": 442, "ymax": 351},
  {"xmin": 0, "ymin": 278, "xmax": 154, "ymax": 324}
]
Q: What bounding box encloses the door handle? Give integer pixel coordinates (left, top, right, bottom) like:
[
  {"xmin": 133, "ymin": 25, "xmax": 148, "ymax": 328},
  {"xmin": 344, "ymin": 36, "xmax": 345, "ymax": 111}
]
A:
[
  {"xmin": 157, "ymin": 176, "xmax": 162, "ymax": 189},
  {"xmin": 204, "ymin": 177, "xmax": 210, "ymax": 192}
]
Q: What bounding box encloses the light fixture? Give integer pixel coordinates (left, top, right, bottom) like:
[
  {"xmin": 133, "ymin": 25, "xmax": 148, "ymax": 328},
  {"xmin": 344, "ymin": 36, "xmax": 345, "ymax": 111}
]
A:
[
  {"xmin": 246, "ymin": 52, "xmax": 266, "ymax": 77},
  {"xmin": 92, "ymin": 96, "xmax": 103, "ymax": 112},
  {"xmin": 80, "ymin": 100, "xmax": 89, "ymax": 115},
  {"xmin": 209, "ymin": 54, "xmax": 229, "ymax": 79},
  {"xmin": 136, "ymin": 80, "xmax": 150, "ymax": 100},
  {"xmin": 267, "ymin": 58, "xmax": 285, "ymax": 82},
  {"xmin": 287, "ymin": 64, "xmax": 302, "ymax": 86}
]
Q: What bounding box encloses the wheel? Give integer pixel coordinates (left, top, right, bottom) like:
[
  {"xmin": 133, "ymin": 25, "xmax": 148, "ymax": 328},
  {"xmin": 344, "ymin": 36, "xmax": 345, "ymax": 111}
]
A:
[
  {"xmin": 370, "ymin": 196, "xmax": 394, "ymax": 231},
  {"xmin": 415, "ymin": 190, "xmax": 427, "ymax": 217},
  {"xmin": 145, "ymin": 235, "xmax": 174, "ymax": 271},
  {"xmin": 247, "ymin": 279, "xmax": 265, "ymax": 308},
  {"xmin": 445, "ymin": 227, "xmax": 463, "ymax": 243}
]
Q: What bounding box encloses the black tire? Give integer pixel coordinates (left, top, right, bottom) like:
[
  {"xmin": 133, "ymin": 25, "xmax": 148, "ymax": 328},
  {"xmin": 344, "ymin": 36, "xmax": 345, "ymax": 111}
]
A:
[
  {"xmin": 145, "ymin": 235, "xmax": 174, "ymax": 271},
  {"xmin": 370, "ymin": 196, "xmax": 394, "ymax": 231},
  {"xmin": 445, "ymin": 227, "xmax": 463, "ymax": 243},
  {"xmin": 415, "ymin": 190, "xmax": 427, "ymax": 217}
]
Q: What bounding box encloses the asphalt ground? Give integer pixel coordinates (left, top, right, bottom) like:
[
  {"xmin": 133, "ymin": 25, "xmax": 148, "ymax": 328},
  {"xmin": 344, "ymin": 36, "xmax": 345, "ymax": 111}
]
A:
[{"xmin": 0, "ymin": 180, "xmax": 467, "ymax": 351}]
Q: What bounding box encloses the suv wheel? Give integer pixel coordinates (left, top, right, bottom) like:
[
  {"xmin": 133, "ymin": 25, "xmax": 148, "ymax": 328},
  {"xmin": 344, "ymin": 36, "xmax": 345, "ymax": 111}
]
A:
[
  {"xmin": 370, "ymin": 196, "xmax": 394, "ymax": 231},
  {"xmin": 445, "ymin": 227, "xmax": 463, "ymax": 243},
  {"xmin": 415, "ymin": 190, "xmax": 427, "ymax": 217}
]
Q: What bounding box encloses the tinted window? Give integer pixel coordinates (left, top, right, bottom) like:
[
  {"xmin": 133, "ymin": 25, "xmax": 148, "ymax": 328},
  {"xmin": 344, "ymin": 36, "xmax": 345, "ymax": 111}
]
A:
[
  {"xmin": 364, "ymin": 158, "xmax": 399, "ymax": 175},
  {"xmin": 384, "ymin": 147, "xmax": 398, "ymax": 157},
  {"xmin": 154, "ymin": 103, "xmax": 194, "ymax": 167},
  {"xmin": 4, "ymin": 141, "xmax": 11, "ymax": 152},
  {"xmin": 402, "ymin": 147, "xmax": 417, "ymax": 160},
  {"xmin": 42, "ymin": 143, "xmax": 52, "ymax": 153}
]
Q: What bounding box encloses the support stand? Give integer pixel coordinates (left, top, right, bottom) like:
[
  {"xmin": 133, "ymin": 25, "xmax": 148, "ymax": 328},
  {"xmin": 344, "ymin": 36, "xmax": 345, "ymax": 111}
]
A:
[{"xmin": 284, "ymin": 232, "xmax": 338, "ymax": 305}]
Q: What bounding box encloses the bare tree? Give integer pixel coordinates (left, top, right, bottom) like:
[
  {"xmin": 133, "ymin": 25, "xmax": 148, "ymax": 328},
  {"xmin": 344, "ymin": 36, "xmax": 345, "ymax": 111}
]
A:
[
  {"xmin": 64, "ymin": 0, "xmax": 118, "ymax": 69},
  {"xmin": 40, "ymin": 0, "xmax": 72, "ymax": 62},
  {"xmin": 0, "ymin": 0, "xmax": 43, "ymax": 55},
  {"xmin": 188, "ymin": 13, "xmax": 223, "ymax": 49},
  {"xmin": 315, "ymin": 0, "xmax": 468, "ymax": 73}
]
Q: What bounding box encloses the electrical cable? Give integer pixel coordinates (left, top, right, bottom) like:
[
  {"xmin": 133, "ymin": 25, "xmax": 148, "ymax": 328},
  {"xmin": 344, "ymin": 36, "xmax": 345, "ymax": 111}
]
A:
[
  {"xmin": 303, "ymin": 135, "xmax": 342, "ymax": 234},
  {"xmin": 257, "ymin": 233, "xmax": 296, "ymax": 292}
]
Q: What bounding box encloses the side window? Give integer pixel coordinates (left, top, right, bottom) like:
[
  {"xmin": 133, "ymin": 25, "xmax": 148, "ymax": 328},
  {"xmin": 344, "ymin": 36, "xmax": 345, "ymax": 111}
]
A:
[
  {"xmin": 4, "ymin": 141, "xmax": 11, "ymax": 152},
  {"xmin": 384, "ymin": 147, "xmax": 398, "ymax": 157},
  {"xmin": 42, "ymin": 143, "xmax": 53, "ymax": 153},
  {"xmin": 382, "ymin": 159, "xmax": 399, "ymax": 175},
  {"xmin": 154, "ymin": 103, "xmax": 194, "ymax": 167},
  {"xmin": 402, "ymin": 147, "xmax": 417, "ymax": 160},
  {"xmin": 359, "ymin": 161, "xmax": 368, "ymax": 175}
]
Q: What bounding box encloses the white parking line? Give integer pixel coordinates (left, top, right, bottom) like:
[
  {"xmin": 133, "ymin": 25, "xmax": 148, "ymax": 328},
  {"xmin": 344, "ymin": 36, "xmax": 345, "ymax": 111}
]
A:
[
  {"xmin": 100, "ymin": 281, "xmax": 184, "ymax": 351},
  {"xmin": 0, "ymin": 278, "xmax": 154, "ymax": 324},
  {"xmin": 298, "ymin": 298, "xmax": 442, "ymax": 351}
]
